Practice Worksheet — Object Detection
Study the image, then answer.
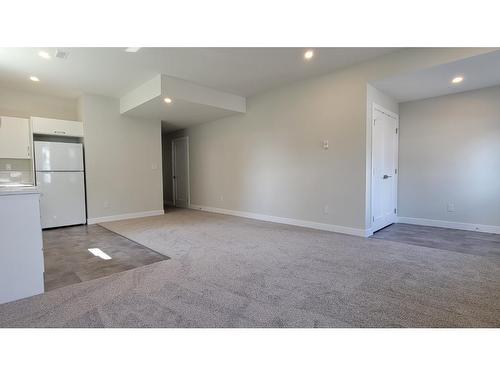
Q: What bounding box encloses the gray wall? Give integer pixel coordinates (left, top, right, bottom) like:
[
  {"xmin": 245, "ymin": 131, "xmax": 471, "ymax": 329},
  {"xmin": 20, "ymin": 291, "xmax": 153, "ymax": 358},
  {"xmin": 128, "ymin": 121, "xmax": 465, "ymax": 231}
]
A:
[
  {"xmin": 399, "ymin": 85, "xmax": 500, "ymax": 226},
  {"xmin": 0, "ymin": 86, "xmax": 78, "ymax": 182},
  {"xmin": 79, "ymin": 94, "xmax": 164, "ymax": 220},
  {"xmin": 0, "ymin": 86, "xmax": 77, "ymax": 120},
  {"xmin": 172, "ymin": 49, "xmax": 491, "ymax": 232},
  {"xmin": 0, "ymin": 87, "xmax": 164, "ymax": 221},
  {"xmin": 182, "ymin": 70, "xmax": 368, "ymax": 229}
]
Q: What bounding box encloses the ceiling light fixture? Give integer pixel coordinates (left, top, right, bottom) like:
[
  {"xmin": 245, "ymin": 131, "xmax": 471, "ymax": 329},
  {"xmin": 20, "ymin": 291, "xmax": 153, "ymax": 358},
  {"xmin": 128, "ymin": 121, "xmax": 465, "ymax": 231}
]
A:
[
  {"xmin": 38, "ymin": 51, "xmax": 51, "ymax": 59},
  {"xmin": 29, "ymin": 76, "xmax": 40, "ymax": 82},
  {"xmin": 452, "ymin": 76, "xmax": 464, "ymax": 84},
  {"xmin": 125, "ymin": 47, "xmax": 141, "ymax": 53},
  {"xmin": 304, "ymin": 50, "xmax": 314, "ymax": 60},
  {"xmin": 164, "ymin": 97, "xmax": 172, "ymax": 104}
]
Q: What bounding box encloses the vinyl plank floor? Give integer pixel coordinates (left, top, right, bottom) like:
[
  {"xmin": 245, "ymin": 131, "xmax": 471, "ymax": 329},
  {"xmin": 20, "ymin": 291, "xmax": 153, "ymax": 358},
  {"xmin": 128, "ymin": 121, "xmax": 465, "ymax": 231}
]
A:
[
  {"xmin": 42, "ymin": 224, "xmax": 169, "ymax": 291},
  {"xmin": 372, "ymin": 223, "xmax": 500, "ymax": 261}
]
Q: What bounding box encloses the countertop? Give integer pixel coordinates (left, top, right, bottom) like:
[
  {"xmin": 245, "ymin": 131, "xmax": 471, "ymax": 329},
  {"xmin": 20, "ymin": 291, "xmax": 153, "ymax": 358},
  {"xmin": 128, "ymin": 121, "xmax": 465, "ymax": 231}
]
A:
[{"xmin": 0, "ymin": 185, "xmax": 39, "ymax": 196}]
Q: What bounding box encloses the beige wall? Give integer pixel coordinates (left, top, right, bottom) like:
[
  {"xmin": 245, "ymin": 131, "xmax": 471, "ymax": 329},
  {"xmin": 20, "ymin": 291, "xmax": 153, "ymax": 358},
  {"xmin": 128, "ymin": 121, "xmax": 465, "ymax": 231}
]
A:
[
  {"xmin": 79, "ymin": 94, "xmax": 163, "ymax": 220},
  {"xmin": 174, "ymin": 48, "xmax": 494, "ymax": 233},
  {"xmin": 399, "ymin": 85, "xmax": 500, "ymax": 227}
]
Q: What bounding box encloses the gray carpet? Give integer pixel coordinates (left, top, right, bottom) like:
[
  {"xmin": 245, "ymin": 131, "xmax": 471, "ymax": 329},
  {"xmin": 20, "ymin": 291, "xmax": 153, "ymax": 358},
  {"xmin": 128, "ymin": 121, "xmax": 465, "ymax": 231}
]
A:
[{"xmin": 0, "ymin": 209, "xmax": 499, "ymax": 327}]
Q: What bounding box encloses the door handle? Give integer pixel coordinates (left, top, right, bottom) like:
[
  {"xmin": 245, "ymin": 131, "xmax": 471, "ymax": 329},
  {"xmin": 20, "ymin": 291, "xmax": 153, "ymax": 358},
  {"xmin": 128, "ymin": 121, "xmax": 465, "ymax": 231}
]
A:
[{"xmin": 383, "ymin": 174, "xmax": 392, "ymax": 179}]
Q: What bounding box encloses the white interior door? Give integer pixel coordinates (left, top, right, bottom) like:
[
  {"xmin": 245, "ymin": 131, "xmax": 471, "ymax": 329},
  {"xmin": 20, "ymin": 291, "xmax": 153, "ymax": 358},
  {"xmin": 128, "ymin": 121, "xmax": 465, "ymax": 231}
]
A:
[
  {"xmin": 172, "ymin": 137, "xmax": 189, "ymax": 208},
  {"xmin": 371, "ymin": 106, "xmax": 398, "ymax": 232}
]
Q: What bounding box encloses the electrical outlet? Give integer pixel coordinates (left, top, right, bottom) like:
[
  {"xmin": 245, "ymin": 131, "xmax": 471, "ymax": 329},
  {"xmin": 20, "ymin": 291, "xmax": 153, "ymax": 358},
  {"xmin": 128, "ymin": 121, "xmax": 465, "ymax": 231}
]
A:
[
  {"xmin": 322, "ymin": 140, "xmax": 329, "ymax": 150},
  {"xmin": 447, "ymin": 203, "xmax": 455, "ymax": 212},
  {"xmin": 5, "ymin": 163, "xmax": 11, "ymax": 171},
  {"xmin": 323, "ymin": 205, "xmax": 329, "ymax": 215},
  {"xmin": 103, "ymin": 201, "xmax": 109, "ymax": 209},
  {"xmin": 220, "ymin": 195, "xmax": 224, "ymax": 201}
]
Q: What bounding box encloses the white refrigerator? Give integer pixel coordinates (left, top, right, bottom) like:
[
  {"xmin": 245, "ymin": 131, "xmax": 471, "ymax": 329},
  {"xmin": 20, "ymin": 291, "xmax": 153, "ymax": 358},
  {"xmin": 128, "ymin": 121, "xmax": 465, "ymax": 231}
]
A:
[{"xmin": 35, "ymin": 141, "xmax": 86, "ymax": 229}]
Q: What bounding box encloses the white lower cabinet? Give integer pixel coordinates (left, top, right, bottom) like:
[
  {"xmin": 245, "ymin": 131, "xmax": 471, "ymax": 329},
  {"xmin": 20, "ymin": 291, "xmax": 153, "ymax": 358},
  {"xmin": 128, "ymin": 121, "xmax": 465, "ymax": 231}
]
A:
[{"xmin": 0, "ymin": 189, "xmax": 44, "ymax": 304}]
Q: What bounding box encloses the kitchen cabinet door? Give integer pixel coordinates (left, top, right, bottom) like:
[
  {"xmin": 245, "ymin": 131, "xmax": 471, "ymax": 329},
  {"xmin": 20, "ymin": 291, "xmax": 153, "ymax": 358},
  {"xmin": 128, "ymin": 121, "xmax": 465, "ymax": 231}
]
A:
[
  {"xmin": 31, "ymin": 117, "xmax": 83, "ymax": 137},
  {"xmin": 0, "ymin": 116, "xmax": 31, "ymax": 159}
]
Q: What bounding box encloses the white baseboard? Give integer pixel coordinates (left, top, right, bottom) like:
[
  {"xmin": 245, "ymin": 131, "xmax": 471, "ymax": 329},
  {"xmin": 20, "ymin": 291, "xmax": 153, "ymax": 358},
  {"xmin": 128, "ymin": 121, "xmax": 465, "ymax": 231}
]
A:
[
  {"xmin": 189, "ymin": 204, "xmax": 369, "ymax": 237},
  {"xmin": 87, "ymin": 209, "xmax": 165, "ymax": 225},
  {"xmin": 397, "ymin": 216, "xmax": 500, "ymax": 235}
]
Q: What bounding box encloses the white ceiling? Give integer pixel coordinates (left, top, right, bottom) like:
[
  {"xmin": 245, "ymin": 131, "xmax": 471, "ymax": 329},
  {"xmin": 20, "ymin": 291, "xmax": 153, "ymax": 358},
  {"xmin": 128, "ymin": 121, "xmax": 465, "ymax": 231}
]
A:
[
  {"xmin": 0, "ymin": 47, "xmax": 399, "ymax": 99},
  {"xmin": 126, "ymin": 95, "xmax": 241, "ymax": 132},
  {"xmin": 372, "ymin": 50, "xmax": 500, "ymax": 102}
]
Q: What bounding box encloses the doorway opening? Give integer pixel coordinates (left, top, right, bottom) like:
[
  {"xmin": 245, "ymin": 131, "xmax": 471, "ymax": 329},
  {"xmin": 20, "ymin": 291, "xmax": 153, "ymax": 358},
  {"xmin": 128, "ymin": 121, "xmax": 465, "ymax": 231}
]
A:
[{"xmin": 171, "ymin": 136, "xmax": 190, "ymax": 208}]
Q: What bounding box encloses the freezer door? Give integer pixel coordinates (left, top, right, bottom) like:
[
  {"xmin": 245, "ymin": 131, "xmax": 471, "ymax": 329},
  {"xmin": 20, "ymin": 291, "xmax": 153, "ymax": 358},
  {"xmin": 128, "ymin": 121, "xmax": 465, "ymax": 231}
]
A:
[
  {"xmin": 35, "ymin": 141, "xmax": 84, "ymax": 171},
  {"xmin": 36, "ymin": 171, "xmax": 86, "ymax": 229}
]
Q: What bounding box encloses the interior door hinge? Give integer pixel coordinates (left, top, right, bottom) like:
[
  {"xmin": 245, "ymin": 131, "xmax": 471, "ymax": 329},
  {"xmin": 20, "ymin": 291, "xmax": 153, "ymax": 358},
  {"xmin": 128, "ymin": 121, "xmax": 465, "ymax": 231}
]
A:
[
  {"xmin": 372, "ymin": 216, "xmax": 374, "ymax": 222},
  {"xmin": 395, "ymin": 128, "xmax": 398, "ymax": 134},
  {"xmin": 395, "ymin": 168, "xmax": 398, "ymax": 174},
  {"xmin": 394, "ymin": 208, "xmax": 397, "ymax": 214}
]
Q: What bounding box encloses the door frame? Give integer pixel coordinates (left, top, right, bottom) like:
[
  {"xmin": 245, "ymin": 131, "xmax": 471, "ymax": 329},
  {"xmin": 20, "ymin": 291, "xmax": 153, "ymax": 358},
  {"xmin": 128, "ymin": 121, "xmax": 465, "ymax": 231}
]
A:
[
  {"xmin": 171, "ymin": 136, "xmax": 190, "ymax": 207},
  {"xmin": 371, "ymin": 103, "xmax": 399, "ymax": 232}
]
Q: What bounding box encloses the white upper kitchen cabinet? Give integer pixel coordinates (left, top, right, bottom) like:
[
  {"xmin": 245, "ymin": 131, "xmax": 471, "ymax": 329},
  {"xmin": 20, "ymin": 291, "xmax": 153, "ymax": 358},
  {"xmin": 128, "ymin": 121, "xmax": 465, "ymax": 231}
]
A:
[
  {"xmin": 31, "ymin": 116, "xmax": 84, "ymax": 137},
  {"xmin": 0, "ymin": 116, "xmax": 31, "ymax": 159}
]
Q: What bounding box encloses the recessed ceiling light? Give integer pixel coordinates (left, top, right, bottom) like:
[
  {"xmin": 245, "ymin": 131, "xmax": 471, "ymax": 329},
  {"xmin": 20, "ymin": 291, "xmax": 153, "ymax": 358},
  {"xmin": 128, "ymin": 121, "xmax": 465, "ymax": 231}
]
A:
[
  {"xmin": 304, "ymin": 50, "xmax": 314, "ymax": 60},
  {"xmin": 452, "ymin": 76, "xmax": 464, "ymax": 84},
  {"xmin": 38, "ymin": 51, "xmax": 51, "ymax": 59},
  {"xmin": 164, "ymin": 97, "xmax": 172, "ymax": 104},
  {"xmin": 29, "ymin": 76, "xmax": 40, "ymax": 82},
  {"xmin": 125, "ymin": 47, "xmax": 141, "ymax": 53}
]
